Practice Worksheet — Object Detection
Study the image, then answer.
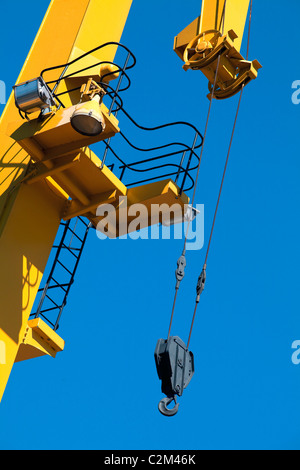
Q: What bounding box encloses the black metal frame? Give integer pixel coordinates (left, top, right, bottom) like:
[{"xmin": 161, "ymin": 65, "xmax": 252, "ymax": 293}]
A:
[
  {"xmin": 41, "ymin": 42, "xmax": 136, "ymax": 113},
  {"xmin": 103, "ymin": 108, "xmax": 203, "ymax": 194}
]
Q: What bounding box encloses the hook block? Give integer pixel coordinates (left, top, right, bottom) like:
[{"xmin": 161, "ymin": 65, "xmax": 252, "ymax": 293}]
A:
[{"xmin": 154, "ymin": 336, "xmax": 194, "ymax": 399}]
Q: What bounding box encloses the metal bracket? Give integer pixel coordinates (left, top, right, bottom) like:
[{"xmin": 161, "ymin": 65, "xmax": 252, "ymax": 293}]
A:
[
  {"xmin": 196, "ymin": 267, "xmax": 206, "ymax": 303},
  {"xmin": 175, "ymin": 255, "xmax": 186, "ymax": 289}
]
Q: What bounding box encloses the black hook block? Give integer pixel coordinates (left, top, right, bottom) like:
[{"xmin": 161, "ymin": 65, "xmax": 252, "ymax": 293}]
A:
[{"xmin": 154, "ymin": 336, "xmax": 194, "ymax": 400}]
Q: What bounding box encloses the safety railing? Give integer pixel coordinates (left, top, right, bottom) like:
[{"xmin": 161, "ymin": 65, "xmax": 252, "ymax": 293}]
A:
[
  {"xmin": 100, "ymin": 107, "xmax": 203, "ymax": 193},
  {"xmin": 30, "ymin": 42, "xmax": 204, "ymax": 331},
  {"xmin": 41, "ymin": 41, "xmax": 204, "ymax": 194}
]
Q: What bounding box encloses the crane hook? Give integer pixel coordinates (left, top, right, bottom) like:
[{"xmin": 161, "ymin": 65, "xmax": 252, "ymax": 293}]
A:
[{"xmin": 158, "ymin": 396, "xmax": 179, "ymax": 417}]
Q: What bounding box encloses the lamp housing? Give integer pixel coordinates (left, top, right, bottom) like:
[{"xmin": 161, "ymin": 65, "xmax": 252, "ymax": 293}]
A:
[
  {"xmin": 70, "ymin": 94, "xmax": 106, "ymax": 137},
  {"xmin": 13, "ymin": 77, "xmax": 55, "ymax": 114}
]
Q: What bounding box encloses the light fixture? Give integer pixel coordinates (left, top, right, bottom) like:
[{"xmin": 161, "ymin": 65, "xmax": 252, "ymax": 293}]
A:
[
  {"xmin": 70, "ymin": 94, "xmax": 106, "ymax": 137},
  {"xmin": 13, "ymin": 77, "xmax": 55, "ymax": 114}
]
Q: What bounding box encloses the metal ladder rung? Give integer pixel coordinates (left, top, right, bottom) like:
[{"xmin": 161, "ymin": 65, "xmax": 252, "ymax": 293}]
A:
[
  {"xmin": 50, "ymin": 278, "xmax": 69, "ymax": 293},
  {"xmin": 56, "ymin": 260, "xmax": 74, "ymax": 276},
  {"xmin": 33, "ymin": 218, "xmax": 91, "ymax": 330},
  {"xmin": 38, "ymin": 282, "xmax": 69, "ymax": 294},
  {"xmin": 37, "ymin": 306, "xmax": 59, "ymax": 315},
  {"xmin": 65, "ymin": 227, "xmax": 84, "ymax": 243},
  {"xmin": 61, "ymin": 243, "xmax": 80, "ymax": 258},
  {"xmin": 45, "ymin": 295, "xmax": 60, "ymax": 308},
  {"xmin": 53, "ymin": 245, "xmax": 81, "ymax": 252},
  {"xmin": 78, "ymin": 217, "xmax": 89, "ymax": 227}
]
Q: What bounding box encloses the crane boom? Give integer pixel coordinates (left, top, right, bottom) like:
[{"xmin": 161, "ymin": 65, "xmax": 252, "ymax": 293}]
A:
[
  {"xmin": 0, "ymin": 0, "xmax": 132, "ymax": 402},
  {"xmin": 0, "ymin": 0, "xmax": 259, "ymax": 405}
]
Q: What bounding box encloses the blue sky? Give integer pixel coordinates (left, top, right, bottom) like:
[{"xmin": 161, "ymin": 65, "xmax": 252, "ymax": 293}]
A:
[{"xmin": 0, "ymin": 0, "xmax": 300, "ymax": 450}]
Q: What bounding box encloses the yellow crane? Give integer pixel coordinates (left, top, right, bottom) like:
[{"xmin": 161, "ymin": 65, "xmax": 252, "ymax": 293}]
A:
[{"xmin": 0, "ymin": 0, "xmax": 260, "ymax": 406}]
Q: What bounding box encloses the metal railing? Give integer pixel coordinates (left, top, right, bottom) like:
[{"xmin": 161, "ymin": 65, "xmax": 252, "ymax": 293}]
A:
[{"xmin": 30, "ymin": 42, "xmax": 204, "ymax": 331}]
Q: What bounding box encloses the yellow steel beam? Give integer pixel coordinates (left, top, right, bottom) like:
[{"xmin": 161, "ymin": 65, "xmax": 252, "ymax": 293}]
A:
[
  {"xmin": 174, "ymin": 0, "xmax": 250, "ymax": 59},
  {"xmin": 0, "ymin": 0, "xmax": 132, "ymax": 402},
  {"xmin": 93, "ymin": 179, "xmax": 190, "ymax": 239},
  {"xmin": 0, "ymin": 0, "xmax": 191, "ymax": 402},
  {"xmin": 25, "ymin": 155, "xmax": 81, "ymax": 186},
  {"xmin": 63, "ymin": 189, "xmax": 118, "ymax": 220},
  {"xmin": 199, "ymin": 0, "xmax": 250, "ymax": 52},
  {"xmin": 66, "ymin": 0, "xmax": 133, "ymax": 81},
  {"xmin": 7, "ymin": 102, "xmax": 120, "ymax": 162},
  {"xmin": 15, "ymin": 318, "xmax": 65, "ymax": 363},
  {"xmin": 174, "ymin": 0, "xmax": 261, "ymax": 100}
]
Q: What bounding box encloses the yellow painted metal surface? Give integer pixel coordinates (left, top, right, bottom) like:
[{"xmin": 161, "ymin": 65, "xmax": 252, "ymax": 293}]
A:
[
  {"xmin": 0, "ymin": 0, "xmax": 133, "ymax": 402},
  {"xmin": 199, "ymin": 0, "xmax": 250, "ymax": 52},
  {"xmin": 174, "ymin": 0, "xmax": 261, "ymax": 100},
  {"xmin": 0, "ymin": 0, "xmax": 191, "ymax": 402},
  {"xmin": 66, "ymin": 0, "xmax": 133, "ymax": 80},
  {"xmin": 0, "ymin": 0, "xmax": 91, "ymax": 132},
  {"xmin": 174, "ymin": 0, "xmax": 250, "ymax": 59},
  {"xmin": 8, "ymin": 102, "xmax": 120, "ymax": 161},
  {"xmin": 94, "ymin": 179, "xmax": 190, "ymax": 239},
  {"xmin": 15, "ymin": 318, "xmax": 65, "ymax": 363},
  {"xmin": 0, "ymin": 178, "xmax": 66, "ymax": 400}
]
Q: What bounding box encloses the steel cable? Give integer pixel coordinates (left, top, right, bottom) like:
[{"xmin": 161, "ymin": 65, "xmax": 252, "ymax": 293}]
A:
[
  {"xmin": 167, "ymin": 1, "xmax": 228, "ymax": 339},
  {"xmin": 186, "ymin": 0, "xmax": 254, "ymax": 348}
]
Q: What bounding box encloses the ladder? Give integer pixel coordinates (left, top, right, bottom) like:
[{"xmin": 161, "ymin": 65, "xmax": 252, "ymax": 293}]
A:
[{"xmin": 31, "ymin": 217, "xmax": 91, "ymax": 331}]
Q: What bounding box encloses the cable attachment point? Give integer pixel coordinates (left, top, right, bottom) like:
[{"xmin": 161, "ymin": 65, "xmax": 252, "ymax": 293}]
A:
[
  {"xmin": 175, "ymin": 254, "xmax": 186, "ymax": 290},
  {"xmin": 196, "ymin": 266, "xmax": 206, "ymax": 303}
]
